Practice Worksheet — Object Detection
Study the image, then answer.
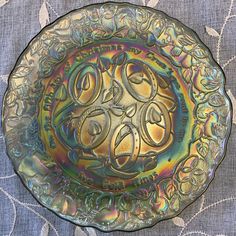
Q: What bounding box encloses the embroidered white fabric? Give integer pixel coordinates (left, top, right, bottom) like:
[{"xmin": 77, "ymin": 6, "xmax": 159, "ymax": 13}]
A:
[{"xmin": 0, "ymin": 0, "xmax": 235, "ymax": 235}]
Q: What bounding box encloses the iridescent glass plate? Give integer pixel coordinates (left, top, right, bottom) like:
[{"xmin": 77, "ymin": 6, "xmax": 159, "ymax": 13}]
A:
[{"xmin": 2, "ymin": 2, "xmax": 232, "ymax": 232}]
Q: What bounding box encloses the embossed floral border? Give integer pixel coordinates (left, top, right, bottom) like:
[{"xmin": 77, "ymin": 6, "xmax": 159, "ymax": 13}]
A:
[{"xmin": 0, "ymin": 0, "xmax": 232, "ymax": 233}]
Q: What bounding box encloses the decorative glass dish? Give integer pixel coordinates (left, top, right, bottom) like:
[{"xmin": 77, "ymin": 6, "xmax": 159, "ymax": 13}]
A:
[{"xmin": 2, "ymin": 2, "xmax": 231, "ymax": 232}]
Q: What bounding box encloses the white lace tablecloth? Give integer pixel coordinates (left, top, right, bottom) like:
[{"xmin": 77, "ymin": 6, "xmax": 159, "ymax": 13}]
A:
[{"xmin": 0, "ymin": 0, "xmax": 235, "ymax": 235}]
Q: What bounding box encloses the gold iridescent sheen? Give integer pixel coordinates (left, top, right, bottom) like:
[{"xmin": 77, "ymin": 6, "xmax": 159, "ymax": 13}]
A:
[
  {"xmin": 38, "ymin": 41, "xmax": 194, "ymax": 192},
  {"xmin": 2, "ymin": 2, "xmax": 231, "ymax": 232}
]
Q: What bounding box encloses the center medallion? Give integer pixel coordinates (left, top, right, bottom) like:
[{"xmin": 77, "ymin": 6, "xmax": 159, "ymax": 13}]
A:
[{"xmin": 39, "ymin": 40, "xmax": 191, "ymax": 191}]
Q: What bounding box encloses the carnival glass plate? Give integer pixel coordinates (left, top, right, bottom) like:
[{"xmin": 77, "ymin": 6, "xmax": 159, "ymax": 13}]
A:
[{"xmin": 2, "ymin": 2, "xmax": 232, "ymax": 232}]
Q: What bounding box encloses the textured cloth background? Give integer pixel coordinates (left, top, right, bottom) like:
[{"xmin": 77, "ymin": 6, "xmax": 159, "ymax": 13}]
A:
[{"xmin": 0, "ymin": 0, "xmax": 236, "ymax": 236}]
